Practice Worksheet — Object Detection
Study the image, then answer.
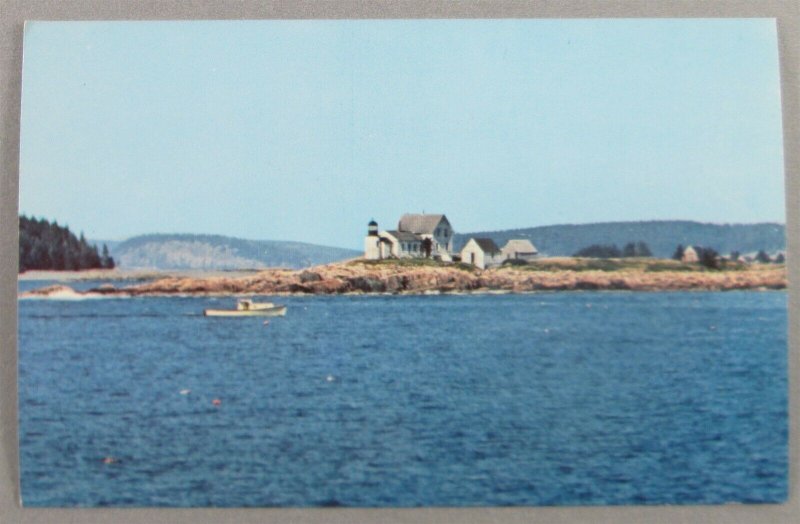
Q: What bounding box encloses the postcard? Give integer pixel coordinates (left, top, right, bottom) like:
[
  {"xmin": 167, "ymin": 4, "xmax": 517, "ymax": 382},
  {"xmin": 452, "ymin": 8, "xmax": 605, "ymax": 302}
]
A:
[{"xmin": 17, "ymin": 19, "xmax": 786, "ymax": 507}]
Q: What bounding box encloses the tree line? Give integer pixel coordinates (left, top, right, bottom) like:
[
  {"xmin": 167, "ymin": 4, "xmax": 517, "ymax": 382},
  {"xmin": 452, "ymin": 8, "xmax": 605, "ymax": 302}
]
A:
[
  {"xmin": 673, "ymin": 244, "xmax": 783, "ymax": 269},
  {"xmin": 573, "ymin": 242, "xmax": 653, "ymax": 258},
  {"xmin": 19, "ymin": 215, "xmax": 115, "ymax": 272},
  {"xmin": 572, "ymin": 240, "xmax": 783, "ymax": 268}
]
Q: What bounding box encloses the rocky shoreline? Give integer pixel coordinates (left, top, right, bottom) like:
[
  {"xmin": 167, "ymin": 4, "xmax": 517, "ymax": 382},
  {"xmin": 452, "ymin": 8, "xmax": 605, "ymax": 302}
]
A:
[{"xmin": 19, "ymin": 260, "xmax": 787, "ymax": 298}]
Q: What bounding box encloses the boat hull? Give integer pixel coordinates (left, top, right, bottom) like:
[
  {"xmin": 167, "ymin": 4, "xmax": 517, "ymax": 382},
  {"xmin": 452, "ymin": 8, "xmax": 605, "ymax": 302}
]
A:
[{"xmin": 204, "ymin": 306, "xmax": 287, "ymax": 317}]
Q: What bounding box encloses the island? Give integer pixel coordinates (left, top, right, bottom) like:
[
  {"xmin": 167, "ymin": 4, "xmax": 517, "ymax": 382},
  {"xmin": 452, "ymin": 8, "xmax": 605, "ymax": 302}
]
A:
[{"xmin": 19, "ymin": 257, "xmax": 786, "ymax": 299}]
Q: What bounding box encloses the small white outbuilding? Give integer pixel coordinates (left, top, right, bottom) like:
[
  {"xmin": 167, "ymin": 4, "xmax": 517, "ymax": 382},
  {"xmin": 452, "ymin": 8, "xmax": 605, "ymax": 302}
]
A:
[
  {"xmin": 501, "ymin": 239, "xmax": 538, "ymax": 262},
  {"xmin": 461, "ymin": 238, "xmax": 502, "ymax": 269},
  {"xmin": 681, "ymin": 246, "xmax": 699, "ymax": 263}
]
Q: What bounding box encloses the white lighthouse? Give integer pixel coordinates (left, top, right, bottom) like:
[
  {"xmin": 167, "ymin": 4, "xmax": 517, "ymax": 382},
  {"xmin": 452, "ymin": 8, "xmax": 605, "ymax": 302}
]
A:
[{"xmin": 364, "ymin": 219, "xmax": 381, "ymax": 260}]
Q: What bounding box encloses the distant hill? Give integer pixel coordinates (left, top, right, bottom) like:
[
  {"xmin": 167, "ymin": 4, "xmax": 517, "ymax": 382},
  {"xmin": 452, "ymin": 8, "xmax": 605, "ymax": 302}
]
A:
[
  {"xmin": 454, "ymin": 221, "xmax": 785, "ymax": 258},
  {"xmin": 108, "ymin": 234, "xmax": 360, "ymax": 270},
  {"xmin": 102, "ymin": 221, "xmax": 786, "ymax": 269},
  {"xmin": 92, "ymin": 240, "xmax": 122, "ymax": 253}
]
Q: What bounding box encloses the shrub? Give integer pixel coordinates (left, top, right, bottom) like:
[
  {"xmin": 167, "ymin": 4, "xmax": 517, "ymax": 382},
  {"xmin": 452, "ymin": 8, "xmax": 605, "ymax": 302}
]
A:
[
  {"xmin": 573, "ymin": 244, "xmax": 621, "ymax": 258},
  {"xmin": 698, "ymin": 247, "xmax": 722, "ymax": 270},
  {"xmin": 622, "ymin": 241, "xmax": 652, "ymax": 257}
]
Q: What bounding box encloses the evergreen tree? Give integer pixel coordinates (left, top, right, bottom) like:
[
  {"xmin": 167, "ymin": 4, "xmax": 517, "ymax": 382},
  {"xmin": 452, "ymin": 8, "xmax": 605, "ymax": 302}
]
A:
[
  {"xmin": 756, "ymin": 250, "xmax": 771, "ymax": 264},
  {"xmin": 699, "ymin": 247, "xmax": 721, "ymax": 269},
  {"xmin": 101, "ymin": 244, "xmax": 115, "ymax": 269},
  {"xmin": 673, "ymin": 244, "xmax": 685, "ymax": 261},
  {"xmin": 620, "ymin": 241, "xmax": 653, "ymax": 258},
  {"xmin": 421, "ymin": 238, "xmax": 433, "ymax": 258},
  {"xmin": 18, "ymin": 215, "xmax": 107, "ymax": 272},
  {"xmin": 49, "ymin": 243, "xmax": 65, "ymax": 270},
  {"xmin": 635, "ymin": 241, "xmax": 653, "ymax": 257}
]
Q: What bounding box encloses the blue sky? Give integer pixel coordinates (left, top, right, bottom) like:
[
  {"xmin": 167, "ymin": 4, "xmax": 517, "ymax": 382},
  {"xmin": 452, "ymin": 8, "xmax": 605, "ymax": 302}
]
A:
[{"xmin": 19, "ymin": 19, "xmax": 784, "ymax": 249}]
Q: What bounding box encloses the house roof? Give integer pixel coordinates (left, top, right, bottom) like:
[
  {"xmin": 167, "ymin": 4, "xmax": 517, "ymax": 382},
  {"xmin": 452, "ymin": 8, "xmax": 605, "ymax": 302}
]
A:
[
  {"xmin": 502, "ymin": 239, "xmax": 538, "ymax": 254},
  {"xmin": 384, "ymin": 230, "xmax": 423, "ymax": 242},
  {"xmin": 469, "ymin": 237, "xmax": 501, "ymax": 254},
  {"xmin": 398, "ymin": 214, "xmax": 449, "ymax": 234}
]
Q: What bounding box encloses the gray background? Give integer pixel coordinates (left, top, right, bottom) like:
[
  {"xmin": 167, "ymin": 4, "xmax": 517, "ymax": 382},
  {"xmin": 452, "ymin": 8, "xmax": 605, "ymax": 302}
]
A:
[{"xmin": 1, "ymin": 1, "xmax": 797, "ymax": 523}]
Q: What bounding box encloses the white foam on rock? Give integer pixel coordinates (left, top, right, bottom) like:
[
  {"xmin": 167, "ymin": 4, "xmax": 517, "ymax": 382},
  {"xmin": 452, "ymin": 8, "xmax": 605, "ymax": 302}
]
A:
[{"xmin": 19, "ymin": 285, "xmax": 125, "ymax": 300}]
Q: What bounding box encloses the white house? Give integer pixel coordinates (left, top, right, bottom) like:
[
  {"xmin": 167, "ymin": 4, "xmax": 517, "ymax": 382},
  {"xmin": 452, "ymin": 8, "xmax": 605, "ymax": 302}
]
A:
[
  {"xmin": 460, "ymin": 238, "xmax": 502, "ymax": 269},
  {"xmin": 501, "ymin": 239, "xmax": 538, "ymax": 262},
  {"xmin": 364, "ymin": 214, "xmax": 455, "ymax": 261},
  {"xmin": 382, "ymin": 230, "xmax": 423, "ymax": 258},
  {"xmin": 681, "ymin": 246, "xmax": 699, "ymax": 263}
]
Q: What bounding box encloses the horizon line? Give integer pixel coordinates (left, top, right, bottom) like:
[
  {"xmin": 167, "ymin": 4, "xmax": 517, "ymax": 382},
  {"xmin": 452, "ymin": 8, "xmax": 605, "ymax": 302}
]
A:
[{"xmin": 72, "ymin": 217, "xmax": 787, "ymax": 245}]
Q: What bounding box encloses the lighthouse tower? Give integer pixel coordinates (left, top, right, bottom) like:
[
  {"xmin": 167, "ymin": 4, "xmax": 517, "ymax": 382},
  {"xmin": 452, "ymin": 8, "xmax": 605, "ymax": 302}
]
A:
[{"xmin": 364, "ymin": 220, "xmax": 381, "ymax": 260}]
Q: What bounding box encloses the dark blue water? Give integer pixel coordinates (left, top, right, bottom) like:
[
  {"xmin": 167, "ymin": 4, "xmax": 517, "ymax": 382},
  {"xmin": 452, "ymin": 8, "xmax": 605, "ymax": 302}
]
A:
[{"xmin": 18, "ymin": 291, "xmax": 787, "ymax": 507}]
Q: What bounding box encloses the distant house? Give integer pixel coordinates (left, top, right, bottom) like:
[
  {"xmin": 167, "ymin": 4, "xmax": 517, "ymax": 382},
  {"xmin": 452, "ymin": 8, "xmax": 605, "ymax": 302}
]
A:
[
  {"xmin": 681, "ymin": 246, "xmax": 699, "ymax": 263},
  {"xmin": 364, "ymin": 214, "xmax": 455, "ymax": 261},
  {"xmin": 382, "ymin": 230, "xmax": 423, "ymax": 257},
  {"xmin": 682, "ymin": 245, "xmax": 723, "ymax": 266},
  {"xmin": 461, "ymin": 238, "xmax": 502, "ymax": 269},
  {"xmin": 501, "ymin": 239, "xmax": 538, "ymax": 262}
]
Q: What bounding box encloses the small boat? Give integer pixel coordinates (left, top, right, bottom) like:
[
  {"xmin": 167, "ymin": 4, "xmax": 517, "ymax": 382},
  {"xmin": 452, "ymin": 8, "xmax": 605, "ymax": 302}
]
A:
[
  {"xmin": 204, "ymin": 304, "xmax": 287, "ymax": 317},
  {"xmin": 236, "ymin": 299, "xmax": 274, "ymax": 311}
]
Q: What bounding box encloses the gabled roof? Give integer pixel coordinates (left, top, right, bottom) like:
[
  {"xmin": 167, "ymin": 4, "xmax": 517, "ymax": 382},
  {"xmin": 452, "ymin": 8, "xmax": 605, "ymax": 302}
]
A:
[
  {"xmin": 467, "ymin": 237, "xmax": 501, "ymax": 254},
  {"xmin": 383, "ymin": 230, "xmax": 423, "ymax": 242},
  {"xmin": 502, "ymin": 239, "xmax": 538, "ymax": 254},
  {"xmin": 398, "ymin": 214, "xmax": 449, "ymax": 234}
]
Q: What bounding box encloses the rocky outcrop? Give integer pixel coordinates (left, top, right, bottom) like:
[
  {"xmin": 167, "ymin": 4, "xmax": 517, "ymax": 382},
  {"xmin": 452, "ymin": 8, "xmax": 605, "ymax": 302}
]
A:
[{"xmin": 18, "ymin": 261, "xmax": 787, "ymax": 299}]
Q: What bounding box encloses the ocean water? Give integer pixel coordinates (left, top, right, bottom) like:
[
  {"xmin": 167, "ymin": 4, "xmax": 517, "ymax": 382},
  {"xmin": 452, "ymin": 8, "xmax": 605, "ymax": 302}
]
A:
[{"xmin": 18, "ymin": 291, "xmax": 787, "ymax": 507}]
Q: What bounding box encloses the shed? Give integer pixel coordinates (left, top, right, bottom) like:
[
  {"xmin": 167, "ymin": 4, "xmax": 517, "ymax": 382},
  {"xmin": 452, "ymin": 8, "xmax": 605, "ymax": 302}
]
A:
[
  {"xmin": 461, "ymin": 238, "xmax": 502, "ymax": 269},
  {"xmin": 501, "ymin": 239, "xmax": 538, "ymax": 261},
  {"xmin": 681, "ymin": 246, "xmax": 699, "ymax": 263}
]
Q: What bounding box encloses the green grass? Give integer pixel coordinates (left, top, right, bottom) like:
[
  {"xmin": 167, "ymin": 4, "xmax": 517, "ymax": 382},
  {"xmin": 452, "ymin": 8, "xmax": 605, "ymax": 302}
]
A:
[
  {"xmin": 350, "ymin": 256, "xmax": 773, "ymax": 274},
  {"xmin": 642, "ymin": 261, "xmax": 703, "ymax": 272},
  {"xmin": 503, "ymin": 257, "xmax": 757, "ymax": 273},
  {"xmin": 642, "ymin": 260, "xmax": 752, "ymax": 272},
  {"xmin": 506, "ymin": 257, "xmax": 644, "ymax": 272},
  {"xmin": 349, "ymin": 258, "xmax": 477, "ymax": 272}
]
